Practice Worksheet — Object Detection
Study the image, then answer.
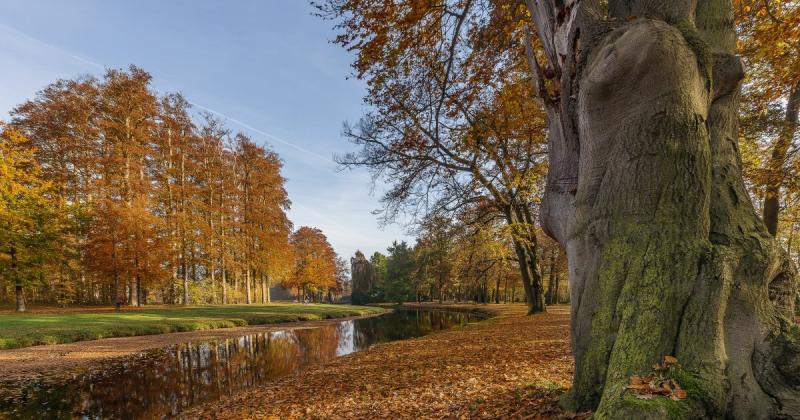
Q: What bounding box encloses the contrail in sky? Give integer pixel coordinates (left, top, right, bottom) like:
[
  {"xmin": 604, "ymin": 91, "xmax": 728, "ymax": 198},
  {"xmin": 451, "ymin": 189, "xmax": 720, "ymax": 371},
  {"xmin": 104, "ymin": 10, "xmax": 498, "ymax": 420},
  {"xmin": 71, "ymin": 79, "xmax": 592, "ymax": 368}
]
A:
[
  {"xmin": 0, "ymin": 23, "xmax": 104, "ymax": 70},
  {"xmin": 187, "ymin": 102, "xmax": 329, "ymax": 161},
  {"xmin": 0, "ymin": 23, "xmax": 330, "ymax": 163}
]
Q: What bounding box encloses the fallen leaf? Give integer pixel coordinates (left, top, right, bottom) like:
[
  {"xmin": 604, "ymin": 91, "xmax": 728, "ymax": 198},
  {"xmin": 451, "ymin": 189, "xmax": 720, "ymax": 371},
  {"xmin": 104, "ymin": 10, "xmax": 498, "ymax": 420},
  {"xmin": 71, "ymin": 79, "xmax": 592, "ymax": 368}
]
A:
[{"xmin": 180, "ymin": 305, "xmax": 586, "ymax": 419}]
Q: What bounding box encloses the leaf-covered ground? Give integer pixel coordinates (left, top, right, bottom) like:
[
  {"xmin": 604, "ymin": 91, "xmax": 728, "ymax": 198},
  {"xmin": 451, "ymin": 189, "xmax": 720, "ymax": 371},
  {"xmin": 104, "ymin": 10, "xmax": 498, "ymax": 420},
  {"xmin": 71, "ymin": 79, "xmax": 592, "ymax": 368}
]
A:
[{"xmin": 186, "ymin": 303, "xmax": 588, "ymax": 419}]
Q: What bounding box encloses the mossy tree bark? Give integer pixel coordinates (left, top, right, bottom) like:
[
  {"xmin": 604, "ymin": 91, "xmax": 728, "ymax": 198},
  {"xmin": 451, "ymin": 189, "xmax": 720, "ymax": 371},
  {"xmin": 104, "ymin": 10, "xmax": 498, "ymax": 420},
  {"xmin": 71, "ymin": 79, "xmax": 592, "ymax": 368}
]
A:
[{"xmin": 527, "ymin": 0, "xmax": 800, "ymax": 417}]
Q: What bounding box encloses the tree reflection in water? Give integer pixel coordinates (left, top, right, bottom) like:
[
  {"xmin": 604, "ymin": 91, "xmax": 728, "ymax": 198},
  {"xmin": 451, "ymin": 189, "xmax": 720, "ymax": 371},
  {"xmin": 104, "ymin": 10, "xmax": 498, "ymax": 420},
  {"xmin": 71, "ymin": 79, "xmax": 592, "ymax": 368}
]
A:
[{"xmin": 0, "ymin": 309, "xmax": 481, "ymax": 419}]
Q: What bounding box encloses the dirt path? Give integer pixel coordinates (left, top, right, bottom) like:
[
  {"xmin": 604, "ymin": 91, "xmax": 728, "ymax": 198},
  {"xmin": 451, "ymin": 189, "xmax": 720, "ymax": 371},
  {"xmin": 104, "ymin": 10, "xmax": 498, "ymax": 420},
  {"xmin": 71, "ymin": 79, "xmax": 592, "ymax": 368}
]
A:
[
  {"xmin": 186, "ymin": 304, "xmax": 587, "ymax": 419},
  {"xmin": 0, "ymin": 312, "xmax": 387, "ymax": 381}
]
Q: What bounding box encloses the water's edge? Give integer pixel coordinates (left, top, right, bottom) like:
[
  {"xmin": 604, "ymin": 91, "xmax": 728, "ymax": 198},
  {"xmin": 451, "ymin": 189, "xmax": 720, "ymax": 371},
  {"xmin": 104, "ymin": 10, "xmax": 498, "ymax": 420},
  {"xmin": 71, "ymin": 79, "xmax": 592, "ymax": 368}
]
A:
[{"xmin": 0, "ymin": 308, "xmax": 486, "ymax": 419}]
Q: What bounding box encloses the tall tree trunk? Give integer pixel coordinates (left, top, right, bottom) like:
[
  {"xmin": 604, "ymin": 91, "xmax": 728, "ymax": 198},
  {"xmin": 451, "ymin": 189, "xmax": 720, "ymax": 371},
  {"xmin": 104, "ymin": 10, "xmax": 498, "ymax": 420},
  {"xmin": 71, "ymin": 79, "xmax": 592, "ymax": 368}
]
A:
[
  {"xmin": 10, "ymin": 248, "xmax": 25, "ymax": 312},
  {"xmin": 763, "ymin": 84, "xmax": 800, "ymax": 236},
  {"xmin": 210, "ymin": 262, "xmax": 216, "ymax": 304},
  {"xmin": 494, "ymin": 273, "xmax": 501, "ymax": 304},
  {"xmin": 15, "ymin": 285, "xmax": 25, "ymax": 313},
  {"xmin": 260, "ymin": 273, "xmax": 266, "ymax": 304},
  {"xmin": 233, "ymin": 269, "xmax": 239, "ymax": 303},
  {"xmin": 129, "ymin": 274, "xmax": 139, "ymax": 307},
  {"xmin": 506, "ymin": 205, "xmax": 546, "ymax": 314},
  {"xmin": 510, "ymin": 238, "xmax": 545, "ymax": 314},
  {"xmin": 136, "ymin": 275, "xmax": 142, "ymax": 306},
  {"xmin": 546, "ymin": 247, "xmax": 557, "ymax": 305},
  {"xmin": 112, "ymin": 241, "xmax": 120, "ymax": 312},
  {"xmin": 182, "ymin": 249, "xmax": 190, "ymax": 305},
  {"xmin": 221, "ymin": 265, "xmax": 228, "ymax": 305},
  {"xmin": 528, "ymin": 1, "xmax": 800, "ymax": 417},
  {"xmin": 169, "ymin": 265, "xmax": 178, "ymax": 305},
  {"xmin": 245, "ymin": 267, "xmax": 252, "ymax": 304}
]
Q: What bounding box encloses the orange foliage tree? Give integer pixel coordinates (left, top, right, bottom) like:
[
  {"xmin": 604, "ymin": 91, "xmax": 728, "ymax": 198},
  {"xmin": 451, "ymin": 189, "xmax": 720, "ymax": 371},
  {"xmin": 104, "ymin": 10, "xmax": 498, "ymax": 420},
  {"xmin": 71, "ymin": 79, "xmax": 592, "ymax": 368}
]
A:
[
  {"xmin": 8, "ymin": 66, "xmax": 297, "ymax": 307},
  {"xmin": 285, "ymin": 227, "xmax": 339, "ymax": 302}
]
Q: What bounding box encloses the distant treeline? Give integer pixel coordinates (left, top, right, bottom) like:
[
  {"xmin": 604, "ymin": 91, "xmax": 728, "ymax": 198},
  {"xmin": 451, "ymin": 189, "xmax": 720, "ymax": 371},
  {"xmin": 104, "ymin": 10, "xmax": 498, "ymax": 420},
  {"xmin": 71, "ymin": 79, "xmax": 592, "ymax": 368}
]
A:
[{"xmin": 351, "ymin": 218, "xmax": 569, "ymax": 306}]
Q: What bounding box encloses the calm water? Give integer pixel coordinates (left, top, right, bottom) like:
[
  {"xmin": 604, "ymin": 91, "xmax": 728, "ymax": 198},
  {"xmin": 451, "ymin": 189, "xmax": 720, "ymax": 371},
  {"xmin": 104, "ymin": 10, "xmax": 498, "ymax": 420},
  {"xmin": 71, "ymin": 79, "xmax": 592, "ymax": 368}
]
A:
[{"xmin": 0, "ymin": 308, "xmax": 483, "ymax": 419}]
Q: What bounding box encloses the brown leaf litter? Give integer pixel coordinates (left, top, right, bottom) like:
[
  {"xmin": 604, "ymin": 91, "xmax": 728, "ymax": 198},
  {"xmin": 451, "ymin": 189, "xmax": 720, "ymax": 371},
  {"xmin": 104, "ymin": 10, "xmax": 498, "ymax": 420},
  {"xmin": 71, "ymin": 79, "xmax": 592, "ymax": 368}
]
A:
[{"xmin": 185, "ymin": 303, "xmax": 589, "ymax": 419}]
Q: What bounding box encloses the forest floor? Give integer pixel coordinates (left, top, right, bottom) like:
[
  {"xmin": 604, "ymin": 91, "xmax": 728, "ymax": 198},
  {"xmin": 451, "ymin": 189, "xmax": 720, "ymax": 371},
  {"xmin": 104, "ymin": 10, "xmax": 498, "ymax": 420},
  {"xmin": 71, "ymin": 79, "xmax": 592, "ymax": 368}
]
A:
[
  {"xmin": 0, "ymin": 303, "xmax": 383, "ymax": 350},
  {"xmin": 187, "ymin": 303, "xmax": 589, "ymax": 419}
]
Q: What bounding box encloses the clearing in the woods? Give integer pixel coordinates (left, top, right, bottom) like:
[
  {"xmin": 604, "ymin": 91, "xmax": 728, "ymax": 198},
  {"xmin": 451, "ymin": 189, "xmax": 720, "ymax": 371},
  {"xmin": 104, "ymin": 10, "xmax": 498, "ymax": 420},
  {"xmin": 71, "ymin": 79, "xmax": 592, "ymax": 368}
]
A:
[{"xmin": 187, "ymin": 303, "xmax": 587, "ymax": 419}]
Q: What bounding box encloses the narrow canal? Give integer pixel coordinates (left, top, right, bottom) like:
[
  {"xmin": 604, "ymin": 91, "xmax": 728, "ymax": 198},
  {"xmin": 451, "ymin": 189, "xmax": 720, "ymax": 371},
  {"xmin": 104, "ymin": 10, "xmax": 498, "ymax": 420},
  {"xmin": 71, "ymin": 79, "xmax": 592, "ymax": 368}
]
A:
[{"xmin": 0, "ymin": 308, "xmax": 486, "ymax": 419}]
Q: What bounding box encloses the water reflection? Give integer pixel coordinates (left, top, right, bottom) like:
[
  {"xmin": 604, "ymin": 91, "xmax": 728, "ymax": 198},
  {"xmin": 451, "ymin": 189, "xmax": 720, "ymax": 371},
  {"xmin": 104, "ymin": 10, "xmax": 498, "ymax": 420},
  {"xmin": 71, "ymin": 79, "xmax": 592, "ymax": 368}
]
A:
[{"xmin": 0, "ymin": 309, "xmax": 481, "ymax": 419}]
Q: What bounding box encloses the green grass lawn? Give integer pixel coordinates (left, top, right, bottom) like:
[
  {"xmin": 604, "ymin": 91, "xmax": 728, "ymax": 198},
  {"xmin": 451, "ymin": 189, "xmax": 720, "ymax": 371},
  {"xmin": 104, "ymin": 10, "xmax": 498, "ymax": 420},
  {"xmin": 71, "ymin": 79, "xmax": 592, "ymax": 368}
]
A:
[{"xmin": 0, "ymin": 304, "xmax": 385, "ymax": 349}]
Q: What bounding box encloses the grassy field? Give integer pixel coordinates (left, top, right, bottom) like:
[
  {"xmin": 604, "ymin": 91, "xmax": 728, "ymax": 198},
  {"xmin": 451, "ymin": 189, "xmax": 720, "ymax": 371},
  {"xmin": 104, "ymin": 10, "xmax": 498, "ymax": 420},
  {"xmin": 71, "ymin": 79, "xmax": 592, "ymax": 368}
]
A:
[{"xmin": 0, "ymin": 304, "xmax": 385, "ymax": 349}]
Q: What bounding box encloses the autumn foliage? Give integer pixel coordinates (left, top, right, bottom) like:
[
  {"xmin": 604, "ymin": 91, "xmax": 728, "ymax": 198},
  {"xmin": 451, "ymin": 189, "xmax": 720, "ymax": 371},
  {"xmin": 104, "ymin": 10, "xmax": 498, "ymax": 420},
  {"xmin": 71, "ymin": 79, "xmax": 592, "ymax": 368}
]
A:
[
  {"xmin": 283, "ymin": 227, "xmax": 342, "ymax": 302},
  {"xmin": 1, "ymin": 66, "xmax": 341, "ymax": 309}
]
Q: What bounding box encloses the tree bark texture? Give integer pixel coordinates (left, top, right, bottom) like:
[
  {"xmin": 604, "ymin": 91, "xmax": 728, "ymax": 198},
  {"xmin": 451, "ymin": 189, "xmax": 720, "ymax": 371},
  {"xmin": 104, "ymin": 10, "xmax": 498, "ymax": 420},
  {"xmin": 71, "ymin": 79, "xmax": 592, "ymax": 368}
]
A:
[{"xmin": 527, "ymin": 0, "xmax": 800, "ymax": 417}]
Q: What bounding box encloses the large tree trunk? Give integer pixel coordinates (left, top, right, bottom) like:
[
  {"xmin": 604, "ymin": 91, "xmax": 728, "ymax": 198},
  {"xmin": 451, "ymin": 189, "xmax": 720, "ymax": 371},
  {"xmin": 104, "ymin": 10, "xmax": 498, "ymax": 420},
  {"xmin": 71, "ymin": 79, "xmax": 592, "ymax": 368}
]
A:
[
  {"xmin": 763, "ymin": 84, "xmax": 800, "ymax": 236},
  {"xmin": 528, "ymin": 0, "xmax": 800, "ymax": 417}
]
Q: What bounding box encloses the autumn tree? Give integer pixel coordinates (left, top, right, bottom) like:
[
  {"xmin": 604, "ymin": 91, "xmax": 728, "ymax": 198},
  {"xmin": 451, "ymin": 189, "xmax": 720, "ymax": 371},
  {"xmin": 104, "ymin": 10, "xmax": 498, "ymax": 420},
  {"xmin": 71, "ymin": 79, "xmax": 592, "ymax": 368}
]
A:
[
  {"xmin": 11, "ymin": 77, "xmax": 100, "ymax": 303},
  {"xmin": 736, "ymin": 1, "xmax": 800, "ymax": 237},
  {"xmin": 0, "ymin": 125, "xmax": 65, "ymax": 311},
  {"xmin": 92, "ymin": 67, "xmax": 165, "ymax": 307},
  {"xmin": 414, "ymin": 216, "xmax": 455, "ymax": 304},
  {"xmin": 450, "ymin": 217, "xmax": 515, "ymax": 304},
  {"xmin": 538, "ymin": 231, "xmax": 566, "ymax": 305},
  {"xmin": 194, "ymin": 114, "xmax": 229, "ymax": 303},
  {"xmin": 525, "ymin": 0, "xmax": 799, "ymax": 417},
  {"xmin": 285, "ymin": 227, "xmax": 339, "ymax": 302},
  {"xmin": 318, "ymin": 0, "xmax": 550, "ymax": 313},
  {"xmin": 7, "ymin": 66, "xmax": 294, "ymax": 308}
]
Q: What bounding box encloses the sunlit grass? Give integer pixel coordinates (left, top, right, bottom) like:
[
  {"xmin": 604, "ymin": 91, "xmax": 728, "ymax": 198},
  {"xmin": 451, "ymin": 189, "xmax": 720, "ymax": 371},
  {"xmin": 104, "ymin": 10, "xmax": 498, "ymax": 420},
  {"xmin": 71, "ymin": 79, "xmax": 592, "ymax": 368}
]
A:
[{"xmin": 0, "ymin": 304, "xmax": 385, "ymax": 349}]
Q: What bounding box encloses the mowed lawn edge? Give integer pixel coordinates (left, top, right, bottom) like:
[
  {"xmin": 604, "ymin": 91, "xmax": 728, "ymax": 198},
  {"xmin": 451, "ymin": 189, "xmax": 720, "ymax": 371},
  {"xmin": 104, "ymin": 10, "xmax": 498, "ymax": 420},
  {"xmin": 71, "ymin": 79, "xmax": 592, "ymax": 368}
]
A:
[{"xmin": 0, "ymin": 304, "xmax": 385, "ymax": 349}]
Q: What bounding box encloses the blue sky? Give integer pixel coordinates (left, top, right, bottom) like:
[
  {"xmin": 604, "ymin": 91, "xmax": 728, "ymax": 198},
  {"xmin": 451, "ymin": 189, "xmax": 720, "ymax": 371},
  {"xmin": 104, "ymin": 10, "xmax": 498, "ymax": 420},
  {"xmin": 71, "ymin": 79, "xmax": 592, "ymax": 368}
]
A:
[{"xmin": 0, "ymin": 0, "xmax": 411, "ymax": 260}]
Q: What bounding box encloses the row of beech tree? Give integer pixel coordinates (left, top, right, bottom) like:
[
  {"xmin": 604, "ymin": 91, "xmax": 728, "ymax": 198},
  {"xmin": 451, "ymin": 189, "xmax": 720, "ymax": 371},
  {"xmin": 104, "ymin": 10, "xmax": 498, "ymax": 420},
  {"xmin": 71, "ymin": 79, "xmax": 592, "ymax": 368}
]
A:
[
  {"xmin": 0, "ymin": 66, "xmax": 345, "ymax": 311},
  {"xmin": 352, "ymin": 214, "xmax": 568, "ymax": 306}
]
